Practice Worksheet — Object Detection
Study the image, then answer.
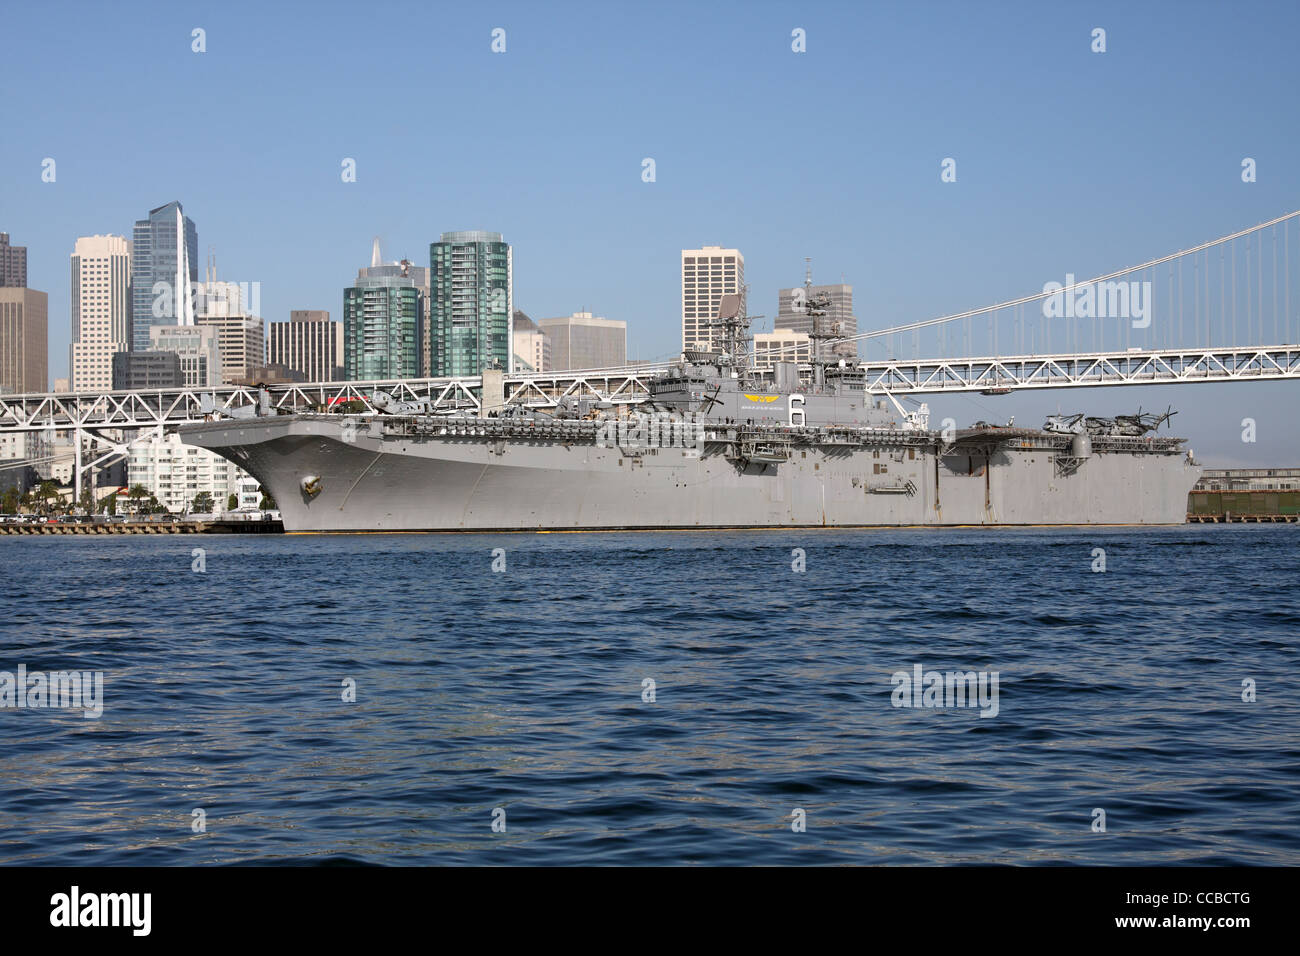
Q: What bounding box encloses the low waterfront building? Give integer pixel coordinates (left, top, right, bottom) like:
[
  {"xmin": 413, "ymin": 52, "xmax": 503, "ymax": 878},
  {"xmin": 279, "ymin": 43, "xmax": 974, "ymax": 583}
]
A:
[
  {"xmin": 127, "ymin": 431, "xmax": 259, "ymax": 514},
  {"xmin": 0, "ymin": 431, "xmax": 48, "ymax": 495},
  {"xmin": 1188, "ymin": 467, "xmax": 1300, "ymax": 522},
  {"xmin": 1195, "ymin": 467, "xmax": 1300, "ymax": 491}
]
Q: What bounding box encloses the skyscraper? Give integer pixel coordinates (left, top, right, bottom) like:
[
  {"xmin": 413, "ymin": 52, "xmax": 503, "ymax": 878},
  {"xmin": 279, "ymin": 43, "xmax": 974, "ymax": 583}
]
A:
[
  {"xmin": 354, "ymin": 239, "xmax": 432, "ymax": 376},
  {"xmin": 0, "ymin": 231, "xmax": 45, "ymax": 393},
  {"xmin": 0, "ymin": 233, "xmax": 28, "ymax": 288},
  {"xmin": 268, "ymin": 310, "xmax": 344, "ymax": 382},
  {"xmin": 681, "ymin": 246, "xmax": 744, "ymax": 353},
  {"xmin": 776, "ymin": 268, "xmax": 858, "ymax": 359},
  {"xmin": 193, "ymin": 270, "xmax": 264, "ymax": 384},
  {"xmin": 149, "ymin": 324, "xmax": 221, "ymax": 387},
  {"xmin": 131, "ymin": 201, "xmax": 198, "ymax": 352},
  {"xmin": 430, "ymin": 231, "xmax": 512, "ymax": 377},
  {"xmin": 344, "ymin": 239, "xmax": 429, "ymax": 379},
  {"xmin": 0, "ymin": 288, "xmax": 47, "ymax": 393},
  {"xmin": 112, "ymin": 351, "xmax": 183, "ymax": 390},
  {"xmin": 536, "ymin": 312, "xmax": 626, "ymax": 371},
  {"xmin": 70, "ymin": 235, "xmax": 132, "ymax": 392},
  {"xmin": 343, "ymin": 243, "xmax": 422, "ymax": 380}
]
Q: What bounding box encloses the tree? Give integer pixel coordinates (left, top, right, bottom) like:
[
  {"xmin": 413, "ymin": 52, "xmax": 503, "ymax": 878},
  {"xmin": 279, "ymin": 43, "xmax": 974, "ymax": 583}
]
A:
[
  {"xmin": 0, "ymin": 487, "xmax": 18, "ymax": 514},
  {"xmin": 105, "ymin": 493, "xmax": 117, "ymax": 516},
  {"xmin": 78, "ymin": 486, "xmax": 95, "ymax": 515},
  {"xmin": 35, "ymin": 480, "xmax": 61, "ymax": 515},
  {"xmin": 192, "ymin": 491, "xmax": 215, "ymax": 514},
  {"xmin": 258, "ymin": 485, "xmax": 277, "ymax": 510},
  {"xmin": 127, "ymin": 484, "xmax": 149, "ymax": 514},
  {"xmin": 227, "ymin": 493, "xmax": 238, "ymax": 512}
]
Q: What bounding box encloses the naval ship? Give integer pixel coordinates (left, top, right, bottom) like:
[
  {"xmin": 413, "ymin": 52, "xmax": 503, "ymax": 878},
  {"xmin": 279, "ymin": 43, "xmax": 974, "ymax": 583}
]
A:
[{"xmin": 179, "ymin": 295, "xmax": 1200, "ymax": 532}]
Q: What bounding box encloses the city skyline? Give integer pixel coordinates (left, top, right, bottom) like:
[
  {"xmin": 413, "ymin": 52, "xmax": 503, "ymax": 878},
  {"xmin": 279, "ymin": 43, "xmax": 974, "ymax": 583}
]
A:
[{"xmin": 1, "ymin": 1, "xmax": 1298, "ymax": 466}]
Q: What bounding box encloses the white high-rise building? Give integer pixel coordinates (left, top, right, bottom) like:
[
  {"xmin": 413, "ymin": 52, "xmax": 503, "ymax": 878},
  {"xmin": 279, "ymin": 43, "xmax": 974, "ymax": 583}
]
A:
[
  {"xmin": 681, "ymin": 246, "xmax": 744, "ymax": 354},
  {"xmin": 127, "ymin": 432, "xmax": 259, "ymax": 514},
  {"xmin": 70, "ymin": 235, "xmax": 132, "ymax": 392}
]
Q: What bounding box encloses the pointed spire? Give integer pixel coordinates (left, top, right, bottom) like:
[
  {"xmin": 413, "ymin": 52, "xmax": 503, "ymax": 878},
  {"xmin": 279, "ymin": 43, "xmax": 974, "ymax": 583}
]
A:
[{"xmin": 371, "ymin": 236, "xmax": 382, "ymax": 268}]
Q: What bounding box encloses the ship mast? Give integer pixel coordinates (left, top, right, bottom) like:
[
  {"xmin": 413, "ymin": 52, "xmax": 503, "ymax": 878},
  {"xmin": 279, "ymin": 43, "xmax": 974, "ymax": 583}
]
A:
[{"xmin": 803, "ymin": 258, "xmax": 840, "ymax": 366}]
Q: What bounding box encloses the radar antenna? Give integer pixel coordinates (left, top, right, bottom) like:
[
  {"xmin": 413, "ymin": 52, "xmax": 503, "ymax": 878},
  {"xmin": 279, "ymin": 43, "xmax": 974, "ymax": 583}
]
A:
[{"xmin": 700, "ymin": 289, "xmax": 757, "ymax": 372}]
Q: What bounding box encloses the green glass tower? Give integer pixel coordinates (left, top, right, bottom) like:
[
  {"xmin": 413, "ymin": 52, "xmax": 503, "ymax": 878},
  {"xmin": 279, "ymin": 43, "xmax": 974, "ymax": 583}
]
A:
[
  {"xmin": 430, "ymin": 231, "xmax": 512, "ymax": 377},
  {"xmin": 343, "ymin": 277, "xmax": 421, "ymax": 380}
]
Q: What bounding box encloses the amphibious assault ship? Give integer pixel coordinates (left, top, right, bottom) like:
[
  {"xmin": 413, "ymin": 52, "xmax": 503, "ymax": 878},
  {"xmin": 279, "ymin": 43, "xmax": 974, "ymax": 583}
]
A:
[{"xmin": 180, "ymin": 294, "xmax": 1200, "ymax": 532}]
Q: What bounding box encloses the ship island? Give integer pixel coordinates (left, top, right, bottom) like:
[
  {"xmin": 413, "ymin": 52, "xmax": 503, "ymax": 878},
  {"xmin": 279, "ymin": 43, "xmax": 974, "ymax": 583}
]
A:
[{"xmin": 179, "ymin": 293, "xmax": 1201, "ymax": 532}]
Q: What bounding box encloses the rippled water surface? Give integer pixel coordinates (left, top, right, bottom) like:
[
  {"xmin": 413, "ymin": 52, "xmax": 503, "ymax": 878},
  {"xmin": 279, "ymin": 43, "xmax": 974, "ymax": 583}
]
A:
[{"xmin": 1, "ymin": 525, "xmax": 1297, "ymax": 865}]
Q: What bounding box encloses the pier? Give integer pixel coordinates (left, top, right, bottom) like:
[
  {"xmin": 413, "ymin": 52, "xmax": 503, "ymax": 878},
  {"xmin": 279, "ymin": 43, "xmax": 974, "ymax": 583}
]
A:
[
  {"xmin": 0, "ymin": 519, "xmax": 283, "ymax": 535},
  {"xmin": 1186, "ymin": 513, "xmax": 1300, "ymax": 523}
]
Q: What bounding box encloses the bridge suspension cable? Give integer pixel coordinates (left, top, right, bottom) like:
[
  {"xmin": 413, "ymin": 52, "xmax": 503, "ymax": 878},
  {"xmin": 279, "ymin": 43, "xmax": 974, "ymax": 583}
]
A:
[{"xmin": 839, "ymin": 207, "xmax": 1300, "ymax": 345}]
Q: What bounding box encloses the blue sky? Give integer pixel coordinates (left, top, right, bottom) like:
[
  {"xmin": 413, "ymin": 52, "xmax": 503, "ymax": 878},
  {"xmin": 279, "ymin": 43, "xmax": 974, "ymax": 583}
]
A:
[{"xmin": 2, "ymin": 0, "xmax": 1298, "ymax": 465}]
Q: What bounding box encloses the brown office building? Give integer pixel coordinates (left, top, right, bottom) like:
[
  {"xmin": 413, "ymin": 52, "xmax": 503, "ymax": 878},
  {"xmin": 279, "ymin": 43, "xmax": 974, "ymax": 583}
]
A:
[
  {"xmin": 0, "ymin": 287, "xmax": 48, "ymax": 393},
  {"xmin": 268, "ymin": 310, "xmax": 343, "ymax": 382}
]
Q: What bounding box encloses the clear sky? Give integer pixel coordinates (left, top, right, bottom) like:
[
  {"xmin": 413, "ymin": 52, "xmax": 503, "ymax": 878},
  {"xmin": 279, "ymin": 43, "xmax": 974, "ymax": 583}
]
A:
[{"xmin": 2, "ymin": 0, "xmax": 1298, "ymax": 465}]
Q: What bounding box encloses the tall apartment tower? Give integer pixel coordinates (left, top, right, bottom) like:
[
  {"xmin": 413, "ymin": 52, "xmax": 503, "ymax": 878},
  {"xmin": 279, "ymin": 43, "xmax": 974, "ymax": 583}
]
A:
[
  {"xmin": 342, "ymin": 241, "xmax": 425, "ymax": 380},
  {"xmin": 343, "ymin": 280, "xmax": 420, "ymax": 380},
  {"xmin": 268, "ymin": 310, "xmax": 344, "ymax": 381},
  {"xmin": 70, "ymin": 235, "xmax": 132, "ymax": 392},
  {"xmin": 131, "ymin": 201, "xmax": 198, "ymax": 352},
  {"xmin": 776, "ymin": 266, "xmax": 857, "ymax": 359},
  {"xmin": 681, "ymin": 246, "xmax": 744, "ymax": 353},
  {"xmin": 358, "ymin": 239, "xmax": 432, "ymax": 376},
  {"xmin": 429, "ymin": 231, "xmax": 512, "ymax": 377},
  {"xmin": 0, "ymin": 233, "xmax": 28, "ymax": 287}
]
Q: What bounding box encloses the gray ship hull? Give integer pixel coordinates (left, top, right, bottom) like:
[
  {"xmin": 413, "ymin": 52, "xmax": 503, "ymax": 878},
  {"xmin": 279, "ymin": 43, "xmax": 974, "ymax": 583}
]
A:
[{"xmin": 180, "ymin": 415, "xmax": 1201, "ymax": 532}]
